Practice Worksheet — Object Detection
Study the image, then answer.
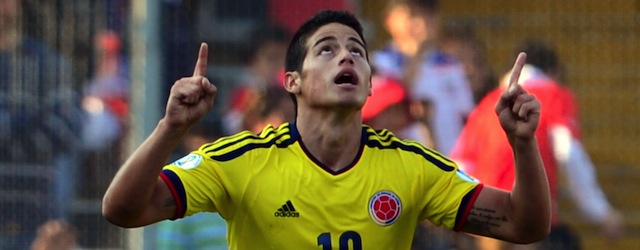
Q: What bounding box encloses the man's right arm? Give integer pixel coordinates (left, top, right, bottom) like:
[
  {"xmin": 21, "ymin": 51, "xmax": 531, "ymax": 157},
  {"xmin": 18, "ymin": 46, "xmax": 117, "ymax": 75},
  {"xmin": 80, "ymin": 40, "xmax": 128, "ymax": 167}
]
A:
[
  {"xmin": 102, "ymin": 43, "xmax": 217, "ymax": 228},
  {"xmin": 102, "ymin": 120, "xmax": 187, "ymax": 228}
]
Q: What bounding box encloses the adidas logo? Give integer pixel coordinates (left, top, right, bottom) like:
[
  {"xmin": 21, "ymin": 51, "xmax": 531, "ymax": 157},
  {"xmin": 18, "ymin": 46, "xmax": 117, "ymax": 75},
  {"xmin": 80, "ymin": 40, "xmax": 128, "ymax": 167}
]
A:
[{"xmin": 274, "ymin": 200, "xmax": 300, "ymax": 217}]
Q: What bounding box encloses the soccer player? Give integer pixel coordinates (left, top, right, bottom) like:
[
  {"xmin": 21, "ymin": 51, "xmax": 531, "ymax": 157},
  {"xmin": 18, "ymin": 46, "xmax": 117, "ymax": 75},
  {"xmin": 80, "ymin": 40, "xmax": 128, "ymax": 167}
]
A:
[
  {"xmin": 451, "ymin": 39, "xmax": 624, "ymax": 249},
  {"xmin": 103, "ymin": 10, "xmax": 551, "ymax": 249}
]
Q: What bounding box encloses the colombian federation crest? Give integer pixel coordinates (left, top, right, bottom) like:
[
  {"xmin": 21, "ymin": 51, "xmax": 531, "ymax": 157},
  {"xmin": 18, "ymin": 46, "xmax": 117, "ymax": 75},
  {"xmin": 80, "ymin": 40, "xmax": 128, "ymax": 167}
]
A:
[{"xmin": 369, "ymin": 191, "xmax": 402, "ymax": 226}]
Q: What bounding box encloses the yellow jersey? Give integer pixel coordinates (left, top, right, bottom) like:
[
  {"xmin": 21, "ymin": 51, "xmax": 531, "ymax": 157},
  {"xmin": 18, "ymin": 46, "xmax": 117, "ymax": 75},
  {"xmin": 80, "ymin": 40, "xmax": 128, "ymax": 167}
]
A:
[{"xmin": 161, "ymin": 123, "xmax": 482, "ymax": 249}]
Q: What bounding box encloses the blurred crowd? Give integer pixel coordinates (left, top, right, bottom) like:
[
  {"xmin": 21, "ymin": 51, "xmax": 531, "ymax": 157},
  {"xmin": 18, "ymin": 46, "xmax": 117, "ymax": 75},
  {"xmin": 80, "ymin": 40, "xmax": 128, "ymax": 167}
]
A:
[{"xmin": 0, "ymin": 0, "xmax": 625, "ymax": 249}]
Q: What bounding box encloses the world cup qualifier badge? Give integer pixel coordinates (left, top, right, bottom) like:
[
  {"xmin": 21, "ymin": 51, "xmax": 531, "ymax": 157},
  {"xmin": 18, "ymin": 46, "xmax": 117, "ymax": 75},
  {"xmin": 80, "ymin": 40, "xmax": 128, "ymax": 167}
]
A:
[
  {"xmin": 173, "ymin": 154, "xmax": 203, "ymax": 170},
  {"xmin": 369, "ymin": 191, "xmax": 402, "ymax": 226}
]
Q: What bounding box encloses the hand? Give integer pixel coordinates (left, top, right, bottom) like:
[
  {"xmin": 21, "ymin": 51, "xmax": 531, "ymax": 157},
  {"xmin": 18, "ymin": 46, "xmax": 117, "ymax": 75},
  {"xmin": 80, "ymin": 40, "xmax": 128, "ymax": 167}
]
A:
[
  {"xmin": 601, "ymin": 209, "xmax": 624, "ymax": 240},
  {"xmin": 495, "ymin": 52, "xmax": 541, "ymax": 140},
  {"xmin": 164, "ymin": 43, "xmax": 217, "ymax": 129}
]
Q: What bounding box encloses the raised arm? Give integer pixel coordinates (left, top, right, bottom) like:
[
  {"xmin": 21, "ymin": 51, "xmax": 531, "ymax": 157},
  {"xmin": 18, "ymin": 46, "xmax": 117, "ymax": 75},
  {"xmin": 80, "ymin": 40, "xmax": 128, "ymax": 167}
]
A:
[
  {"xmin": 102, "ymin": 43, "xmax": 217, "ymax": 228},
  {"xmin": 552, "ymin": 126, "xmax": 624, "ymax": 239},
  {"xmin": 462, "ymin": 53, "xmax": 551, "ymax": 243}
]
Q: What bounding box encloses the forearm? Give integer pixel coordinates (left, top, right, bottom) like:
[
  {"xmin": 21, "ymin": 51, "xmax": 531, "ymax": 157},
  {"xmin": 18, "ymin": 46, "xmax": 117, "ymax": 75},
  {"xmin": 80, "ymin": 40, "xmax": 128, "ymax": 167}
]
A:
[
  {"xmin": 103, "ymin": 119, "xmax": 188, "ymax": 223},
  {"xmin": 509, "ymin": 137, "xmax": 551, "ymax": 238},
  {"xmin": 563, "ymin": 138, "xmax": 612, "ymax": 222}
]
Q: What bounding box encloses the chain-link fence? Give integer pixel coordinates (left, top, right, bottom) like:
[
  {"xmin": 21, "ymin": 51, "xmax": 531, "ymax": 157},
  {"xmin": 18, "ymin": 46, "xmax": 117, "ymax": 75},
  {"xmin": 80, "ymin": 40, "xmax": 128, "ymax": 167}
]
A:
[{"xmin": 1, "ymin": 0, "xmax": 128, "ymax": 249}]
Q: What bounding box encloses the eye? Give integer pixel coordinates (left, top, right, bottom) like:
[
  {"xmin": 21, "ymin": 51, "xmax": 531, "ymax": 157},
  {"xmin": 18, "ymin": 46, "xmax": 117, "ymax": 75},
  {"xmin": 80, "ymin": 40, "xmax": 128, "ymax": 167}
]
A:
[
  {"xmin": 320, "ymin": 46, "xmax": 333, "ymax": 55},
  {"xmin": 350, "ymin": 48, "xmax": 363, "ymax": 56}
]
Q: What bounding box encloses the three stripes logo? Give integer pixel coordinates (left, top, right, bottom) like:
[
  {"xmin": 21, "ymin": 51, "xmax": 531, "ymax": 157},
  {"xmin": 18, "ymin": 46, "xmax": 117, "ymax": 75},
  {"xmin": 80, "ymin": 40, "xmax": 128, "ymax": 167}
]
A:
[{"xmin": 274, "ymin": 200, "xmax": 300, "ymax": 218}]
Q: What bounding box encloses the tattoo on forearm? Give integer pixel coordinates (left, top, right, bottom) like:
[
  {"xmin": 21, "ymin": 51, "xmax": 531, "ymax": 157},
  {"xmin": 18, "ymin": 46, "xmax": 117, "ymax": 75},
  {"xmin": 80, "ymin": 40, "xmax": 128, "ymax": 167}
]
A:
[
  {"xmin": 466, "ymin": 206, "xmax": 507, "ymax": 234},
  {"xmin": 163, "ymin": 197, "xmax": 176, "ymax": 208}
]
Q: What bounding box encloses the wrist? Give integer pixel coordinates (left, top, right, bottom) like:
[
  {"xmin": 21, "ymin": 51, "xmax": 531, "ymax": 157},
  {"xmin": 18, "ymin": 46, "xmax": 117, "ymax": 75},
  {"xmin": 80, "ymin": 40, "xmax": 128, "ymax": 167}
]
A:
[
  {"xmin": 157, "ymin": 118, "xmax": 191, "ymax": 138},
  {"xmin": 509, "ymin": 135, "xmax": 537, "ymax": 149}
]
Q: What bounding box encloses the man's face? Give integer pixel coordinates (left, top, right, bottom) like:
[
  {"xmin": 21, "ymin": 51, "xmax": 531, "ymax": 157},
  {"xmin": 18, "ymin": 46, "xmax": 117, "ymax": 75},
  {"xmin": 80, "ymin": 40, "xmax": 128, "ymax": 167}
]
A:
[
  {"xmin": 385, "ymin": 5, "xmax": 438, "ymax": 44},
  {"xmin": 385, "ymin": 5, "xmax": 413, "ymax": 42},
  {"xmin": 297, "ymin": 23, "xmax": 372, "ymax": 110}
]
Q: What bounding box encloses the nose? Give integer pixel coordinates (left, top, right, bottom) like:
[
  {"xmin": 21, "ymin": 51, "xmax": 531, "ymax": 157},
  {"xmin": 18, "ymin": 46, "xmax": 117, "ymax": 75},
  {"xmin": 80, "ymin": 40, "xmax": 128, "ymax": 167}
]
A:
[{"xmin": 339, "ymin": 48, "xmax": 354, "ymax": 65}]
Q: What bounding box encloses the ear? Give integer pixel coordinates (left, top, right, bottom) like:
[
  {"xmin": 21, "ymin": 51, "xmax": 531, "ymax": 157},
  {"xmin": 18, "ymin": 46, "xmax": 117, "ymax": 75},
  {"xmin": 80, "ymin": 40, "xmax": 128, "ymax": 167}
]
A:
[
  {"xmin": 284, "ymin": 71, "xmax": 301, "ymax": 94},
  {"xmin": 368, "ymin": 75, "xmax": 373, "ymax": 96}
]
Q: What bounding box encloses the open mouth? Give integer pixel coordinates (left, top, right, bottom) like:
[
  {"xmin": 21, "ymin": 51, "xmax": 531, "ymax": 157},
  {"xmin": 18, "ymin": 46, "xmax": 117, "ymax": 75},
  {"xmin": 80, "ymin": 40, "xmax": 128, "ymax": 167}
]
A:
[{"xmin": 334, "ymin": 69, "xmax": 358, "ymax": 85}]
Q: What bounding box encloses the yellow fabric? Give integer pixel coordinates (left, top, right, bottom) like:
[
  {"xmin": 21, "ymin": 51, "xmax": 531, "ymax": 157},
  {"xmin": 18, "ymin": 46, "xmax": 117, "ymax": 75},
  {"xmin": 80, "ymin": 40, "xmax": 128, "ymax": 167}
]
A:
[{"xmin": 162, "ymin": 123, "xmax": 480, "ymax": 249}]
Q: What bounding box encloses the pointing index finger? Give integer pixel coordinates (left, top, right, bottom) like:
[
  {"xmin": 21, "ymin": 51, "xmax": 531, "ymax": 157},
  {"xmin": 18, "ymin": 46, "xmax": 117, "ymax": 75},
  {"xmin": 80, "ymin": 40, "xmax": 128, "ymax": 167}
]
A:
[
  {"xmin": 508, "ymin": 52, "xmax": 527, "ymax": 90},
  {"xmin": 193, "ymin": 42, "xmax": 209, "ymax": 77}
]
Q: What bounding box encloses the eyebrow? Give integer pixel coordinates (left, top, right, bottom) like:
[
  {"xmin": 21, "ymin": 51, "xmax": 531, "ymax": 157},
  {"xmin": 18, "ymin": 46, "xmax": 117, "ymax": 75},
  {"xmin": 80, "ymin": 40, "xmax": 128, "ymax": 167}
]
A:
[
  {"xmin": 312, "ymin": 36, "xmax": 366, "ymax": 50},
  {"xmin": 349, "ymin": 37, "xmax": 366, "ymax": 49}
]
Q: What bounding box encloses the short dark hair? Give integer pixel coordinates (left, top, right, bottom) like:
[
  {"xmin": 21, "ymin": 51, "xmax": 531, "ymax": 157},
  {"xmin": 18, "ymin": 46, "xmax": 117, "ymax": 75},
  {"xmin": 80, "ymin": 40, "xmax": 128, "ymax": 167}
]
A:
[
  {"xmin": 385, "ymin": 0, "xmax": 439, "ymax": 16},
  {"xmin": 284, "ymin": 10, "xmax": 367, "ymax": 73},
  {"xmin": 284, "ymin": 10, "xmax": 368, "ymax": 118},
  {"xmin": 517, "ymin": 39, "xmax": 559, "ymax": 74}
]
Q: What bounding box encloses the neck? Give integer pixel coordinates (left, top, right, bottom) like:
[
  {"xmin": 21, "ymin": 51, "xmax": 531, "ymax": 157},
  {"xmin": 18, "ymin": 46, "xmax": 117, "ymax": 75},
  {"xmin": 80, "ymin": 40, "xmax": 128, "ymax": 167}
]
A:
[
  {"xmin": 295, "ymin": 109, "xmax": 363, "ymax": 172},
  {"xmin": 395, "ymin": 39, "xmax": 420, "ymax": 57}
]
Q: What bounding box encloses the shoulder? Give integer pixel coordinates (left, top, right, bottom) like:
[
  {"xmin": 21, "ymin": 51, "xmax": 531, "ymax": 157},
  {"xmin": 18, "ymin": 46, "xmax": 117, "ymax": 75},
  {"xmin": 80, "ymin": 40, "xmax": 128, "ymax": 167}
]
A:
[
  {"xmin": 424, "ymin": 49, "xmax": 461, "ymax": 67},
  {"xmin": 199, "ymin": 123, "xmax": 296, "ymax": 162},
  {"xmin": 363, "ymin": 125, "xmax": 427, "ymax": 153},
  {"xmin": 363, "ymin": 126, "xmax": 456, "ymax": 172},
  {"xmin": 372, "ymin": 44, "xmax": 406, "ymax": 77}
]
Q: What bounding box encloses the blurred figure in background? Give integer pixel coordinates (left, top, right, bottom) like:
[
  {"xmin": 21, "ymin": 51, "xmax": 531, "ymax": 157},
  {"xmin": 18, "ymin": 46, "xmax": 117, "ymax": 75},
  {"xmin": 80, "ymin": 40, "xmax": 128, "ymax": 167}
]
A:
[
  {"xmin": 440, "ymin": 24, "xmax": 497, "ymax": 104},
  {"xmin": 81, "ymin": 30, "xmax": 130, "ymax": 199},
  {"xmin": 451, "ymin": 39, "xmax": 624, "ymax": 250},
  {"xmin": 373, "ymin": 0, "xmax": 475, "ymax": 155},
  {"xmin": 361, "ymin": 74, "xmax": 433, "ymax": 148},
  {"xmin": 223, "ymin": 24, "xmax": 290, "ymax": 134},
  {"xmin": 30, "ymin": 220, "xmax": 78, "ymax": 250},
  {"xmin": 0, "ymin": 0, "xmax": 83, "ymax": 248},
  {"xmin": 82, "ymin": 30, "xmax": 129, "ymax": 151},
  {"xmin": 241, "ymin": 84, "xmax": 295, "ymax": 134}
]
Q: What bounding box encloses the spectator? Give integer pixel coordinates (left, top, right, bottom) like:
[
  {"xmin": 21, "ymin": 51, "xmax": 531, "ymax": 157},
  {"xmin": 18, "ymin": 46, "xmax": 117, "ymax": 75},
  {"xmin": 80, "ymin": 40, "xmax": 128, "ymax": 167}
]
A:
[
  {"xmin": 82, "ymin": 30, "xmax": 129, "ymax": 152},
  {"xmin": 241, "ymin": 84, "xmax": 295, "ymax": 134},
  {"xmin": 30, "ymin": 220, "xmax": 78, "ymax": 250},
  {"xmin": 373, "ymin": 0, "xmax": 475, "ymax": 155},
  {"xmin": 223, "ymin": 24, "xmax": 290, "ymax": 134},
  {"xmin": 362, "ymin": 74, "xmax": 433, "ymax": 147},
  {"xmin": 0, "ymin": 0, "xmax": 83, "ymax": 248},
  {"xmin": 451, "ymin": 39, "xmax": 624, "ymax": 249},
  {"xmin": 440, "ymin": 25, "xmax": 497, "ymax": 104},
  {"xmin": 81, "ymin": 29, "xmax": 130, "ymax": 206}
]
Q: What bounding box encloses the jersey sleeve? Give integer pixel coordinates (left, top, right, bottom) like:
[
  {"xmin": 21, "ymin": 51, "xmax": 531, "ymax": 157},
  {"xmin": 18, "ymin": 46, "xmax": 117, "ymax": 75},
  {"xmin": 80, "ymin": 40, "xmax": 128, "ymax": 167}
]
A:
[
  {"xmin": 416, "ymin": 153, "xmax": 483, "ymax": 231},
  {"xmin": 160, "ymin": 147, "xmax": 233, "ymax": 219},
  {"xmin": 556, "ymin": 87, "xmax": 582, "ymax": 138}
]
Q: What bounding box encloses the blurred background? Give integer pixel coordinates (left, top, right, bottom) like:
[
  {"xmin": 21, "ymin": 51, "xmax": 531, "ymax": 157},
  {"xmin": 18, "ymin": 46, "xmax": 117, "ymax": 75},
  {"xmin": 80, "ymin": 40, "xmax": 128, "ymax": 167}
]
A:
[{"xmin": 0, "ymin": 0, "xmax": 638, "ymax": 249}]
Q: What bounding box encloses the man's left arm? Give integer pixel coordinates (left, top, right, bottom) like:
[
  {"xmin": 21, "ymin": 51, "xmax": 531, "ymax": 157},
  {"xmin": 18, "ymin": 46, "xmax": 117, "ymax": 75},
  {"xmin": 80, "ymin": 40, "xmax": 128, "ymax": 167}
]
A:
[{"xmin": 460, "ymin": 53, "xmax": 551, "ymax": 243}]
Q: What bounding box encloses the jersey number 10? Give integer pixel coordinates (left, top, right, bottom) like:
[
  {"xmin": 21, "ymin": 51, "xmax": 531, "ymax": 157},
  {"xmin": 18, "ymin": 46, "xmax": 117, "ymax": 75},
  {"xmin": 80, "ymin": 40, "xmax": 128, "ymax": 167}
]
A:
[{"xmin": 317, "ymin": 231, "xmax": 362, "ymax": 250}]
